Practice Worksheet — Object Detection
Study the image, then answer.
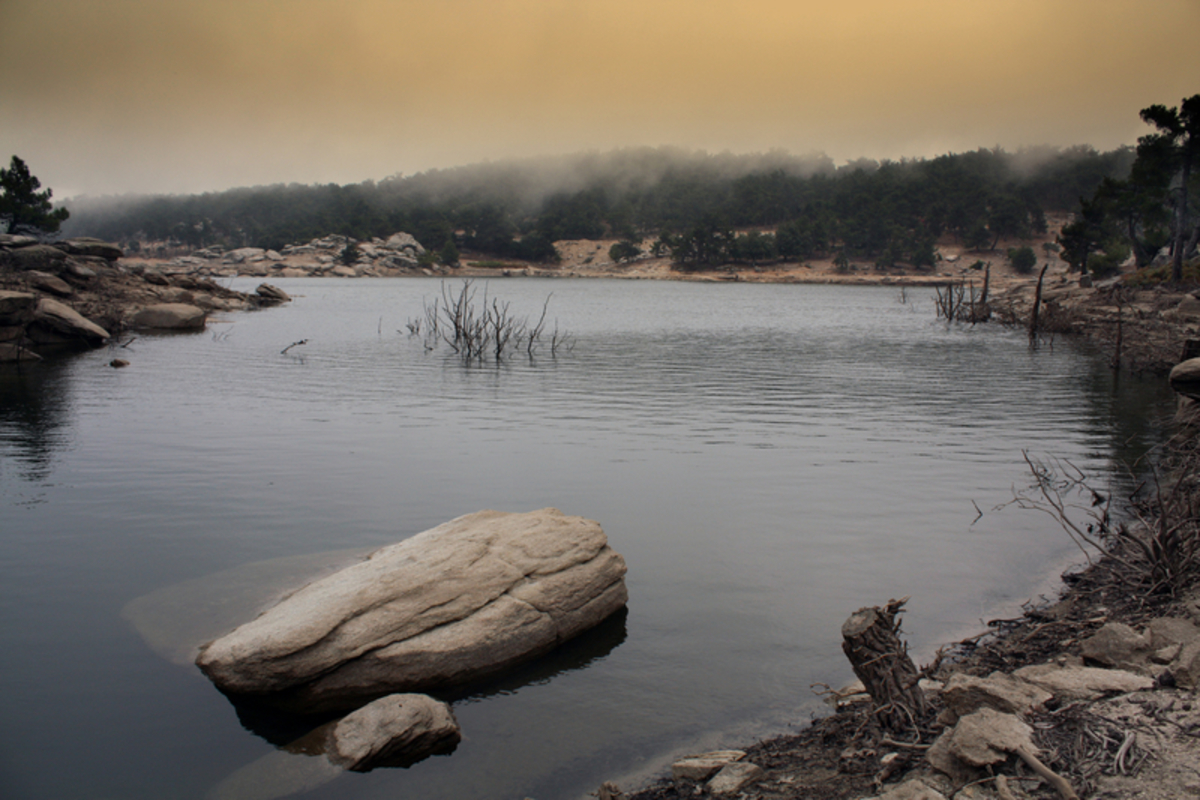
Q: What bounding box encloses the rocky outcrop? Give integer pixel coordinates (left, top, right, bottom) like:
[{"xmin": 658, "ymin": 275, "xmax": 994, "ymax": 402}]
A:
[
  {"xmin": 134, "ymin": 231, "xmax": 435, "ymax": 279},
  {"xmin": 254, "ymin": 283, "xmax": 290, "ymax": 305},
  {"xmin": 196, "ymin": 508, "xmax": 628, "ymax": 711},
  {"xmin": 0, "ymin": 291, "xmax": 40, "ymax": 361},
  {"xmin": 6, "ymin": 243, "xmax": 68, "ymax": 272},
  {"xmin": 57, "ymin": 238, "xmax": 123, "ymax": 261},
  {"xmin": 27, "ymin": 270, "xmax": 73, "ymax": 297},
  {"xmin": 1, "ymin": 236, "xmax": 259, "ymax": 357},
  {"xmin": 28, "ymin": 297, "xmax": 110, "ymax": 343},
  {"xmin": 132, "ymin": 303, "xmax": 207, "ymax": 330},
  {"xmin": 0, "ymin": 290, "xmax": 37, "ymax": 326}
]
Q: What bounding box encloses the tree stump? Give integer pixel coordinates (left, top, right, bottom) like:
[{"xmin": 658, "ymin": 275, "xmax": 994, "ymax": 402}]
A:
[{"xmin": 841, "ymin": 597, "xmax": 927, "ymax": 732}]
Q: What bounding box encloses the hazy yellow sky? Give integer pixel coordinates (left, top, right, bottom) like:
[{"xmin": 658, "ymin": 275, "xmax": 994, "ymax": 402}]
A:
[{"xmin": 2, "ymin": 0, "xmax": 1197, "ymax": 198}]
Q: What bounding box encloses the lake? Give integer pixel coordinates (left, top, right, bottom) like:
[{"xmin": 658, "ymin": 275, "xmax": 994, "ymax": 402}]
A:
[{"xmin": 0, "ymin": 278, "xmax": 1176, "ymax": 799}]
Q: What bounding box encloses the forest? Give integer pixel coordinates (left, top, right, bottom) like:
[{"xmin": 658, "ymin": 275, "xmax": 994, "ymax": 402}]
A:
[{"xmin": 61, "ymin": 144, "xmax": 1135, "ymax": 269}]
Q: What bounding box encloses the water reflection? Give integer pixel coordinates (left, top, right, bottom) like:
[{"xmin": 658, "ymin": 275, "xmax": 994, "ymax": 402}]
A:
[
  {"xmin": 205, "ymin": 610, "xmax": 627, "ymax": 800},
  {"xmin": 0, "ymin": 361, "xmax": 73, "ymax": 482},
  {"xmin": 226, "ymin": 608, "xmax": 628, "ymax": 746}
]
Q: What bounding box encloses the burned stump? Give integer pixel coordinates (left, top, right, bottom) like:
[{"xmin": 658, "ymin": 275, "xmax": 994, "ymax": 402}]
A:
[{"xmin": 841, "ymin": 597, "xmax": 927, "ymax": 731}]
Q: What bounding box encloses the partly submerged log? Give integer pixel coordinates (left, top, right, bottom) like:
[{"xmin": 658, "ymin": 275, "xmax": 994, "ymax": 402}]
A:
[{"xmin": 841, "ymin": 597, "xmax": 927, "ymax": 731}]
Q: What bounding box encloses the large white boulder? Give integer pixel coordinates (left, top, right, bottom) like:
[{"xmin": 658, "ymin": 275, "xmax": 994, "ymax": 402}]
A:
[{"xmin": 197, "ymin": 508, "xmax": 627, "ymax": 710}]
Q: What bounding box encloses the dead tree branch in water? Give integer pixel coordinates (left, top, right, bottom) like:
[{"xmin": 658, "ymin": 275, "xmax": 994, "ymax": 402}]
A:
[
  {"xmin": 934, "ymin": 280, "xmax": 990, "ymax": 323},
  {"xmin": 1029, "ymin": 264, "xmax": 1049, "ymax": 345},
  {"xmin": 416, "ymin": 280, "xmax": 570, "ymax": 364}
]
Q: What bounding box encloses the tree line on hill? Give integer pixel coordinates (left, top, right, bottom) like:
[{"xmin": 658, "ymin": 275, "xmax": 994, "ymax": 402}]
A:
[
  {"xmin": 59, "ymin": 145, "xmax": 1130, "ymax": 270},
  {"xmin": 9, "ymin": 95, "xmax": 1194, "ymax": 280}
]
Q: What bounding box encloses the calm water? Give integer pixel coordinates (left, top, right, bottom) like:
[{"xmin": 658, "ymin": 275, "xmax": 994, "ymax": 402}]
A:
[{"xmin": 0, "ymin": 279, "xmax": 1175, "ymax": 800}]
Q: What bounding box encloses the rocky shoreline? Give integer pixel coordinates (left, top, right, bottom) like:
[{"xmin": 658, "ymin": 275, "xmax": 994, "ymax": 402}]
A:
[
  {"xmin": 614, "ymin": 310, "xmax": 1200, "ymax": 799},
  {"xmin": 0, "ymin": 233, "xmax": 291, "ymax": 363}
]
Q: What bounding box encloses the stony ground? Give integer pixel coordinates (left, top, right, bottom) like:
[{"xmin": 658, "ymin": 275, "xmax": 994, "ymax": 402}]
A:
[{"xmin": 621, "ymin": 554, "xmax": 1200, "ymax": 800}]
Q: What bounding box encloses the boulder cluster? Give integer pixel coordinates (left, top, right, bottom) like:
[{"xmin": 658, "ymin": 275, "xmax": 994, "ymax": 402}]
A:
[
  {"xmin": 196, "ymin": 508, "xmax": 628, "ymax": 772},
  {"xmin": 656, "ymin": 614, "xmax": 1200, "ymax": 800},
  {"xmin": 154, "ymin": 232, "xmax": 433, "ymax": 279},
  {"xmin": 0, "ymin": 234, "xmax": 291, "ymax": 362}
]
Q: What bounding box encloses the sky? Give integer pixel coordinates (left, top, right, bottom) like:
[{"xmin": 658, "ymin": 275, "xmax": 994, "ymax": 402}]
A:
[{"xmin": 2, "ymin": 0, "xmax": 1198, "ymax": 199}]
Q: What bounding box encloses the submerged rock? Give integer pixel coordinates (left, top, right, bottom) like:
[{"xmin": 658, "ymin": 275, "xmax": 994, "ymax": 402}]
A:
[
  {"xmin": 324, "ymin": 693, "xmax": 460, "ymax": 771},
  {"xmin": 132, "ymin": 303, "xmax": 207, "ymax": 330},
  {"xmin": 196, "ymin": 508, "xmax": 628, "ymax": 711}
]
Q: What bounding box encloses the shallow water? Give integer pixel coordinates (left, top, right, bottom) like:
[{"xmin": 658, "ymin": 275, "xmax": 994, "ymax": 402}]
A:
[{"xmin": 0, "ymin": 278, "xmax": 1175, "ymax": 799}]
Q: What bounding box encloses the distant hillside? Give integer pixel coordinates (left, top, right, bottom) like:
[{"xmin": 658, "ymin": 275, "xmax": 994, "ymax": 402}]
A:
[{"xmin": 62, "ymin": 145, "xmax": 1133, "ymax": 268}]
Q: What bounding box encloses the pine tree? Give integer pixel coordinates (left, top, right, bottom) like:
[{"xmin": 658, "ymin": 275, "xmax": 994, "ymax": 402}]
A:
[{"xmin": 0, "ymin": 156, "xmax": 69, "ymax": 236}]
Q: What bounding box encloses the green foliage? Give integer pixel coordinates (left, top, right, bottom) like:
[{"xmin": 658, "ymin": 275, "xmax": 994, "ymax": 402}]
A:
[
  {"xmin": 338, "ymin": 242, "xmax": 360, "ymax": 265},
  {"xmin": 1057, "ymin": 197, "xmax": 1107, "ymax": 274},
  {"xmin": 1139, "ymin": 95, "xmax": 1200, "ymax": 281},
  {"xmin": 910, "ymin": 239, "xmax": 937, "ymax": 269},
  {"xmin": 669, "ymin": 215, "xmax": 733, "ymax": 267},
  {"xmin": 0, "ymin": 156, "xmax": 69, "ymax": 236},
  {"xmin": 775, "ymin": 214, "xmax": 827, "ymax": 260},
  {"xmin": 439, "ymin": 238, "xmax": 460, "ymax": 266},
  {"xmin": 1064, "ymin": 95, "xmax": 1200, "ymax": 282},
  {"xmin": 1087, "ymin": 240, "xmax": 1131, "ymax": 278},
  {"xmin": 1007, "ymin": 245, "xmax": 1037, "ymax": 274},
  {"xmin": 608, "ymin": 240, "xmax": 641, "ymax": 262},
  {"xmin": 728, "ymin": 231, "xmax": 776, "ymax": 263},
  {"xmin": 964, "ymin": 221, "xmax": 992, "ymax": 251}
]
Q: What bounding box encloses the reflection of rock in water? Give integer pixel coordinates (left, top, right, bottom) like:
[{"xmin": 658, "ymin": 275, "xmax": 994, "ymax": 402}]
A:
[
  {"xmin": 229, "ymin": 606, "xmax": 628, "ymax": 746},
  {"xmin": 440, "ymin": 605, "xmax": 629, "ymax": 703},
  {"xmin": 122, "ymin": 548, "xmax": 375, "ymax": 665},
  {"xmin": 206, "ymin": 616, "xmax": 626, "ymax": 800},
  {"xmin": 0, "ymin": 361, "xmax": 73, "ymax": 483},
  {"xmin": 207, "ymin": 694, "xmax": 461, "ymax": 800},
  {"xmin": 206, "ymin": 748, "xmax": 343, "ymax": 800}
]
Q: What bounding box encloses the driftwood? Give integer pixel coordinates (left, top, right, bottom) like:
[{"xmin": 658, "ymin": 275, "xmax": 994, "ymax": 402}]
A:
[{"xmin": 841, "ymin": 597, "xmax": 927, "ymax": 731}]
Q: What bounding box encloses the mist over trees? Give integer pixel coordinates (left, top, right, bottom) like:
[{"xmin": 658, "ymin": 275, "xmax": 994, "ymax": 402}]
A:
[{"xmin": 62, "ymin": 144, "xmax": 1133, "ymax": 267}]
